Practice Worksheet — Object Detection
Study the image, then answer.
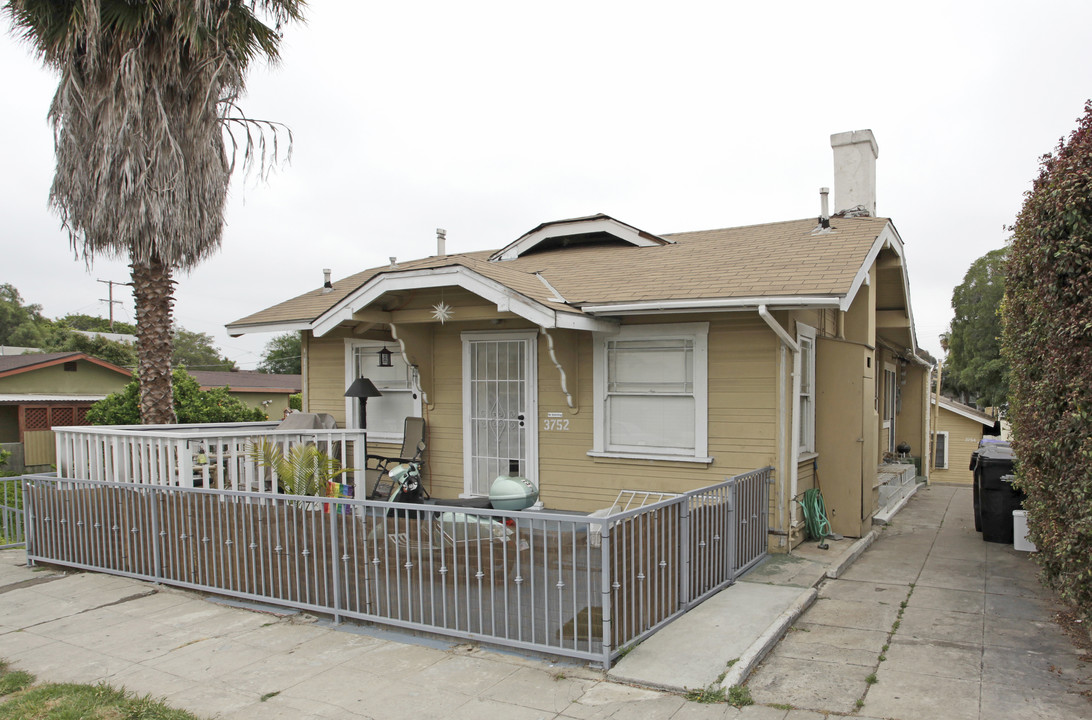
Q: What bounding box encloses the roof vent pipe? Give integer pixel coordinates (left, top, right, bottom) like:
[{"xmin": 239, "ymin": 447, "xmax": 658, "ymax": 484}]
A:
[
  {"xmin": 819, "ymin": 187, "xmax": 830, "ymax": 229},
  {"xmin": 322, "ymin": 268, "xmax": 333, "ymax": 293},
  {"xmin": 437, "ymin": 228, "xmax": 447, "ymax": 257}
]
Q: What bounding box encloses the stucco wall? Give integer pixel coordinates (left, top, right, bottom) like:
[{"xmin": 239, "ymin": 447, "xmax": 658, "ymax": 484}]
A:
[{"xmin": 0, "ymin": 360, "xmax": 130, "ymax": 395}]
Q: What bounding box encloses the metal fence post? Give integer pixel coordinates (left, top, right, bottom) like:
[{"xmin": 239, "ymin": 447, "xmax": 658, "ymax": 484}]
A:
[
  {"xmin": 329, "ymin": 505, "xmax": 342, "ymax": 625},
  {"xmin": 149, "ymin": 488, "xmax": 162, "ymax": 583},
  {"xmin": 727, "ymin": 480, "xmax": 738, "ymax": 583},
  {"xmin": 22, "ymin": 476, "xmax": 35, "ymax": 565},
  {"xmin": 678, "ymin": 497, "xmax": 691, "ymax": 609},
  {"xmin": 599, "ymin": 518, "xmax": 613, "ymax": 669}
]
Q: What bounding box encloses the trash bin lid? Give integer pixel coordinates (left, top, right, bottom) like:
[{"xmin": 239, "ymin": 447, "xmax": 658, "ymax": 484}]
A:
[{"xmin": 976, "ymin": 444, "xmax": 1015, "ymax": 462}]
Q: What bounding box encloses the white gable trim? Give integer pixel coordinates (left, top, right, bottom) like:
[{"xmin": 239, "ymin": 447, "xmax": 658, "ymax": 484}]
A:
[
  {"xmin": 311, "ymin": 265, "xmax": 617, "ymax": 337},
  {"xmin": 490, "ymin": 216, "xmax": 672, "ymax": 262},
  {"xmin": 933, "ymin": 397, "xmax": 996, "ymax": 427},
  {"xmin": 841, "ymin": 222, "xmax": 921, "ymax": 354}
]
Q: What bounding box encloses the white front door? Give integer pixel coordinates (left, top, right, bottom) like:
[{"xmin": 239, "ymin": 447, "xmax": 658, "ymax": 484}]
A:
[
  {"xmin": 882, "ymin": 363, "xmax": 897, "ymax": 455},
  {"xmin": 462, "ymin": 331, "xmax": 538, "ymax": 496}
]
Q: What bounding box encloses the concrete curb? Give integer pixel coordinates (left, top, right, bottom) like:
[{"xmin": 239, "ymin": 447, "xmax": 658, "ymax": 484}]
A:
[
  {"xmin": 717, "ymin": 587, "xmax": 817, "ymax": 690},
  {"xmin": 825, "ymin": 529, "xmax": 877, "ymax": 580}
]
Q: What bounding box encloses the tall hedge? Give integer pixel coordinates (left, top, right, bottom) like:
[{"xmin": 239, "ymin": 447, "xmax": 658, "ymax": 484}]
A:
[{"xmin": 1004, "ymin": 101, "xmax": 1092, "ymax": 620}]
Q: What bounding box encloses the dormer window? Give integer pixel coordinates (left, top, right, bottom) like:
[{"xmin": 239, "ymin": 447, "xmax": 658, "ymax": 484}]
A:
[{"xmin": 489, "ymin": 214, "xmax": 672, "ymax": 262}]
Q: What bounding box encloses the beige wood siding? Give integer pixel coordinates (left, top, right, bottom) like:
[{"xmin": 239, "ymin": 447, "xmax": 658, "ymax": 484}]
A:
[
  {"xmin": 932, "ymin": 409, "xmax": 986, "ymax": 485},
  {"xmin": 303, "ymin": 315, "xmax": 781, "ymax": 514}
]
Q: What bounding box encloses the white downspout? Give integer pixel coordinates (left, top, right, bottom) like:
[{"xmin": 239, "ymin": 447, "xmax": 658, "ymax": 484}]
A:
[{"xmin": 759, "ymin": 305, "xmax": 801, "ymax": 546}]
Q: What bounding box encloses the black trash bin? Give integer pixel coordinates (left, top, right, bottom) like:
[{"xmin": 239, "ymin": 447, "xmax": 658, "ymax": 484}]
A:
[
  {"xmin": 971, "ymin": 439, "xmax": 1010, "ymax": 532},
  {"xmin": 975, "ymin": 444, "xmax": 1023, "ymax": 544}
]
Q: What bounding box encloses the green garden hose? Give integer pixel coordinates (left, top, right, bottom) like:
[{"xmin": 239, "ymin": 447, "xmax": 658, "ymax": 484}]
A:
[{"xmin": 798, "ymin": 488, "xmax": 832, "ymax": 547}]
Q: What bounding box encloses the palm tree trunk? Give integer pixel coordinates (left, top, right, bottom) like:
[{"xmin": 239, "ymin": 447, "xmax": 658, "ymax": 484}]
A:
[{"xmin": 131, "ymin": 256, "xmax": 176, "ymax": 425}]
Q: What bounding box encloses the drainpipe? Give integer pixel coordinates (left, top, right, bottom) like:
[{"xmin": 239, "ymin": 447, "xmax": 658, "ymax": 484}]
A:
[{"xmin": 759, "ymin": 305, "xmax": 801, "ymax": 548}]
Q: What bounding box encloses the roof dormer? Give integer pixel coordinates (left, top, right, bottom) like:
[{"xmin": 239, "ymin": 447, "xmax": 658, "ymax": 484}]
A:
[{"xmin": 488, "ymin": 214, "xmax": 672, "ymax": 262}]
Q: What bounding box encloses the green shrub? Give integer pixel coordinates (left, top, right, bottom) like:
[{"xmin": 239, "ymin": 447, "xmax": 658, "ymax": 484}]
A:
[
  {"xmin": 87, "ymin": 369, "xmax": 267, "ymax": 425},
  {"xmin": 1004, "ymin": 100, "xmax": 1092, "ymax": 622}
]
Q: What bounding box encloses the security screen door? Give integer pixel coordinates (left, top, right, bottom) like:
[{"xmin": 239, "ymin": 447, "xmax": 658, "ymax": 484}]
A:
[{"xmin": 462, "ymin": 332, "xmax": 538, "ymax": 496}]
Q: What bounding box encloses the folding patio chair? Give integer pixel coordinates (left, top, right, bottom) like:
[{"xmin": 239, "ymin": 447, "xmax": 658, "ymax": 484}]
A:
[{"xmin": 366, "ymin": 416, "xmax": 425, "ymax": 499}]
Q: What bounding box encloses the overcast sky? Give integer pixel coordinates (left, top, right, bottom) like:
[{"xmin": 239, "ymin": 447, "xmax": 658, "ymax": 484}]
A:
[{"xmin": 3, "ymin": 0, "xmax": 1090, "ymax": 369}]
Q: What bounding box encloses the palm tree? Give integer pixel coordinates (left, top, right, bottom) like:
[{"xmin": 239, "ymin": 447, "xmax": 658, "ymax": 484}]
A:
[{"xmin": 5, "ymin": 0, "xmax": 305, "ymax": 423}]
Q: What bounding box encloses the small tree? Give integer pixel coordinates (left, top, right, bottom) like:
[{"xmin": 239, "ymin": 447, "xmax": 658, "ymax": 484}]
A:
[
  {"xmin": 0, "ymin": 284, "xmax": 53, "ymax": 348},
  {"xmin": 257, "ymin": 332, "xmax": 302, "ymax": 374},
  {"xmin": 1004, "ymin": 101, "xmax": 1092, "ymax": 622},
  {"xmin": 173, "ymin": 327, "xmax": 237, "ymax": 371},
  {"xmin": 943, "ymin": 247, "xmax": 1008, "ymax": 409},
  {"xmin": 88, "ymin": 369, "xmax": 266, "ymax": 425}
]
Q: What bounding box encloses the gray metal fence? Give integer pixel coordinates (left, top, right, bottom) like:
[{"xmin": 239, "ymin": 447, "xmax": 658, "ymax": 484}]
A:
[
  {"xmin": 1, "ymin": 477, "xmax": 25, "ymax": 549},
  {"xmin": 20, "ymin": 467, "xmax": 771, "ymax": 667}
]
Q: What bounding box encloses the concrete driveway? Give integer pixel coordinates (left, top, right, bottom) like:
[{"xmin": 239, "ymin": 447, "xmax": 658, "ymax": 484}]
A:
[{"xmin": 746, "ymin": 485, "xmax": 1091, "ymax": 719}]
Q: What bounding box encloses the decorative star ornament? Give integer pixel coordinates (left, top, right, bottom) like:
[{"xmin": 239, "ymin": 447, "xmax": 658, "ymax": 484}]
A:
[{"xmin": 431, "ymin": 301, "xmax": 453, "ymax": 324}]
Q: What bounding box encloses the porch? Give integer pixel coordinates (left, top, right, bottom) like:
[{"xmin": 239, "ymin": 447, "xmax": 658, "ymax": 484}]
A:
[{"xmin": 16, "ymin": 423, "xmax": 772, "ymax": 668}]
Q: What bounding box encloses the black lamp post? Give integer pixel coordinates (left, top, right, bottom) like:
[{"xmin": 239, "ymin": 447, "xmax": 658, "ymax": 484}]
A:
[{"xmin": 345, "ymin": 377, "xmax": 382, "ymax": 431}]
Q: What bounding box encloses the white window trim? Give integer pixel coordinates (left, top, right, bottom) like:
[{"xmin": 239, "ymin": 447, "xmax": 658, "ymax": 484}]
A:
[
  {"xmin": 591, "ymin": 322, "xmax": 709, "ymax": 461},
  {"xmin": 934, "ymin": 430, "xmax": 950, "ymax": 470},
  {"xmin": 797, "ymin": 323, "xmax": 816, "ymax": 456},
  {"xmin": 343, "ymin": 339, "xmax": 422, "ymax": 444}
]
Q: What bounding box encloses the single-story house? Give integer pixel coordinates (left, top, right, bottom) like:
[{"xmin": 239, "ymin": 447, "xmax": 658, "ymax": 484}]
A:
[
  {"xmin": 228, "ymin": 130, "xmax": 933, "ymax": 549},
  {"xmin": 0, "ymin": 352, "xmax": 132, "ymax": 471},
  {"xmin": 930, "ymin": 396, "xmax": 999, "ymax": 485},
  {"xmin": 188, "ymin": 370, "xmax": 301, "ymax": 419}
]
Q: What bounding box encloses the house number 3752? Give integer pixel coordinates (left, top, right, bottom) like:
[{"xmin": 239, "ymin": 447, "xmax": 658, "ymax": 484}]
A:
[{"xmin": 543, "ymin": 418, "xmax": 570, "ymax": 431}]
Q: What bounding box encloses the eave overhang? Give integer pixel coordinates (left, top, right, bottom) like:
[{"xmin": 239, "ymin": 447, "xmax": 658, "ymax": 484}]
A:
[
  {"xmin": 578, "ymin": 296, "xmax": 842, "ymax": 315},
  {"xmin": 232, "ymin": 265, "xmax": 620, "ymax": 338}
]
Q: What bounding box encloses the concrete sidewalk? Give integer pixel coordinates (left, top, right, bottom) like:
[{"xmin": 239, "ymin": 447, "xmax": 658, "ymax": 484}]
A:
[
  {"xmin": 2, "ymin": 485, "xmax": 1088, "ymax": 719},
  {"xmin": 0, "ymin": 546, "xmax": 849, "ymax": 719},
  {"xmin": 746, "ymin": 485, "xmax": 1092, "ymax": 719}
]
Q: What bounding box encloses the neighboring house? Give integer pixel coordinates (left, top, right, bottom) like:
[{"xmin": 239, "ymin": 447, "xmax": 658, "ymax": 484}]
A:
[
  {"xmin": 188, "ymin": 370, "xmax": 302, "ymax": 419},
  {"xmin": 228, "ymin": 130, "xmax": 933, "ymax": 549},
  {"xmin": 71, "ymin": 330, "xmax": 137, "ymax": 344},
  {"xmin": 931, "ymin": 396, "xmax": 999, "ymax": 485},
  {"xmin": 0, "ymin": 352, "xmax": 132, "ymax": 471}
]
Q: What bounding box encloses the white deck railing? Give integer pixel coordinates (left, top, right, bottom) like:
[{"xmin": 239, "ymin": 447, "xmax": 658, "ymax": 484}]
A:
[{"xmin": 53, "ymin": 423, "xmax": 367, "ymax": 493}]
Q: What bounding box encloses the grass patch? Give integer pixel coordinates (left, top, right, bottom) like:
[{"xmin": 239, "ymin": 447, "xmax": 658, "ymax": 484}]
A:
[
  {"xmin": 866, "ymin": 672, "xmax": 878, "ymax": 684},
  {"xmin": 685, "ymin": 684, "xmax": 727, "ymax": 704},
  {"xmin": 0, "ymin": 659, "xmax": 199, "ymax": 719},
  {"xmin": 685, "ymin": 672, "xmax": 731, "ymax": 704},
  {"xmin": 260, "ymin": 690, "xmax": 280, "ymax": 702},
  {"xmin": 768, "ymin": 702, "xmax": 794, "ymax": 710},
  {"xmin": 856, "ymin": 698, "xmax": 865, "ymax": 709},
  {"xmin": 0, "ymin": 661, "xmax": 33, "ymax": 697},
  {"xmin": 726, "ymin": 685, "xmax": 753, "ymax": 708}
]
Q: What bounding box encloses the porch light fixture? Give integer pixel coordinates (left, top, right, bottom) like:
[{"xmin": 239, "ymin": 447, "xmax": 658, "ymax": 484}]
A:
[
  {"xmin": 345, "ymin": 377, "xmax": 382, "ymax": 431},
  {"xmin": 377, "ymin": 346, "xmax": 393, "ymax": 367}
]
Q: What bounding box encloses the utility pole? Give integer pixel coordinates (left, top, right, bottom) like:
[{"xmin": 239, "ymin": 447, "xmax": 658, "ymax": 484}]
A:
[{"xmin": 97, "ymin": 279, "xmax": 132, "ymax": 332}]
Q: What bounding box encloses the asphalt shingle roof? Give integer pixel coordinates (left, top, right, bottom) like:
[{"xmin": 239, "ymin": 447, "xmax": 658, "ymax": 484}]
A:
[{"xmin": 228, "ymin": 215, "xmax": 890, "ymax": 329}]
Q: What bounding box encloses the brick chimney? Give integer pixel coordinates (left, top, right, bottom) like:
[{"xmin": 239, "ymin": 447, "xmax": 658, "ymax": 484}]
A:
[{"xmin": 831, "ymin": 130, "xmax": 878, "ymax": 217}]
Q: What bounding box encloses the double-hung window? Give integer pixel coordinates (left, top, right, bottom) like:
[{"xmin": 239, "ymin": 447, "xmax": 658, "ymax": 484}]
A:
[
  {"xmin": 797, "ymin": 324, "xmax": 816, "ymax": 455},
  {"xmin": 933, "ymin": 431, "xmax": 949, "ymax": 470},
  {"xmin": 344, "ymin": 340, "xmax": 421, "ymax": 442},
  {"xmin": 593, "ymin": 323, "xmax": 709, "ymax": 460}
]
